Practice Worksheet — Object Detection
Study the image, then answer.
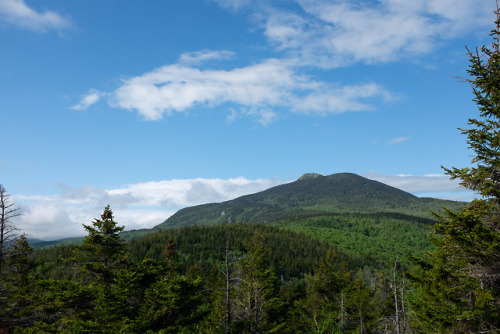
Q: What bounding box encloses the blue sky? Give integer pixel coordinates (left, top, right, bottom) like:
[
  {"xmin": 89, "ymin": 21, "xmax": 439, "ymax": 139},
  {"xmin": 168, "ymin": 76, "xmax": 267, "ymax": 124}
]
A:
[{"xmin": 0, "ymin": 0, "xmax": 496, "ymax": 239}]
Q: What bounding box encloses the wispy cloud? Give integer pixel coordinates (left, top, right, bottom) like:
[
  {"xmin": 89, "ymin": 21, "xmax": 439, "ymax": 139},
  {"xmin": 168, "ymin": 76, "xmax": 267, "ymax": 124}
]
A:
[
  {"xmin": 227, "ymin": 107, "xmax": 279, "ymax": 126},
  {"xmin": 74, "ymin": 58, "xmax": 391, "ymax": 122},
  {"xmin": 386, "ymin": 136, "xmax": 410, "ymax": 145},
  {"xmin": 14, "ymin": 177, "xmax": 286, "ymax": 240},
  {"xmin": 179, "ymin": 49, "xmax": 236, "ymax": 65},
  {"xmin": 73, "ymin": 0, "xmax": 494, "ymax": 122},
  {"xmin": 71, "ymin": 89, "xmax": 104, "ymax": 111},
  {"xmin": 257, "ymin": 0, "xmax": 495, "ymax": 67},
  {"xmin": 0, "ymin": 0, "xmax": 71, "ymax": 32}
]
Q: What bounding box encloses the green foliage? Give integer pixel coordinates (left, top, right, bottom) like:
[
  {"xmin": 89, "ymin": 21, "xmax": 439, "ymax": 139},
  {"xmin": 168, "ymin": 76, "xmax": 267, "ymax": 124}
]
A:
[
  {"xmin": 409, "ymin": 202, "xmax": 500, "ymax": 333},
  {"xmin": 133, "ymin": 274, "xmax": 208, "ymax": 333},
  {"xmin": 5, "ymin": 208, "xmax": 422, "ymax": 333},
  {"xmin": 5, "ymin": 207, "xmax": 212, "ymax": 333},
  {"xmin": 409, "ymin": 8, "xmax": 500, "ymax": 333},
  {"xmin": 232, "ymin": 231, "xmax": 285, "ymax": 333},
  {"xmin": 76, "ymin": 205, "xmax": 126, "ymax": 284},
  {"xmin": 444, "ymin": 18, "xmax": 500, "ymax": 200},
  {"xmin": 289, "ymin": 249, "xmax": 350, "ymax": 333},
  {"xmin": 6, "ymin": 234, "xmax": 35, "ymax": 282},
  {"xmin": 0, "ymin": 234, "xmax": 38, "ymax": 330},
  {"xmin": 287, "ymin": 249, "xmax": 399, "ymax": 333},
  {"xmin": 272, "ymin": 212, "xmax": 435, "ymax": 267},
  {"xmin": 126, "ymin": 224, "xmax": 338, "ymax": 281}
]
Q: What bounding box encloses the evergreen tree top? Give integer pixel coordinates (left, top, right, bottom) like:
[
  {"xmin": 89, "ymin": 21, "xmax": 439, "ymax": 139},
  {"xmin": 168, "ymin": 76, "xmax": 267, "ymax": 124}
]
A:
[{"xmin": 445, "ymin": 4, "xmax": 500, "ymax": 201}]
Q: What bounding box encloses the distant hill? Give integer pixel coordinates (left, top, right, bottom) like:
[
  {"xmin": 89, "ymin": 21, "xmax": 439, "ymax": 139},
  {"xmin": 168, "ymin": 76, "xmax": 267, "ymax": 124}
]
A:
[
  {"xmin": 28, "ymin": 236, "xmax": 83, "ymax": 249},
  {"xmin": 154, "ymin": 173, "xmax": 465, "ymax": 230},
  {"xmin": 30, "ymin": 229, "xmax": 154, "ymax": 249}
]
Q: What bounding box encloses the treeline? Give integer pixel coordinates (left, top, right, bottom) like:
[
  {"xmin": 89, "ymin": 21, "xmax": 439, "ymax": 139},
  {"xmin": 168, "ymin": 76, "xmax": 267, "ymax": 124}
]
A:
[{"xmin": 0, "ymin": 206, "xmax": 411, "ymax": 333}]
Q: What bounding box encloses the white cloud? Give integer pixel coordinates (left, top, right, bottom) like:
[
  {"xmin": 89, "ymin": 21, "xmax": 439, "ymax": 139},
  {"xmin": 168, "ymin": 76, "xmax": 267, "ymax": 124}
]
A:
[
  {"xmin": 179, "ymin": 49, "xmax": 236, "ymax": 65},
  {"xmin": 254, "ymin": 108, "xmax": 278, "ymax": 126},
  {"xmin": 0, "ymin": 0, "xmax": 70, "ymax": 32},
  {"xmin": 71, "ymin": 90, "xmax": 104, "ymax": 111},
  {"xmin": 17, "ymin": 202, "xmax": 83, "ymax": 240},
  {"xmin": 291, "ymin": 82, "xmax": 393, "ymax": 114},
  {"xmin": 74, "ymin": 57, "xmax": 391, "ymax": 121},
  {"xmin": 108, "ymin": 59, "xmax": 307, "ymax": 120},
  {"xmin": 363, "ymin": 172, "xmax": 474, "ymax": 200},
  {"xmin": 260, "ymin": 0, "xmax": 495, "ymax": 67},
  {"xmin": 14, "ymin": 177, "xmax": 285, "ymax": 240},
  {"xmin": 227, "ymin": 107, "xmax": 279, "ymax": 125},
  {"xmin": 386, "ymin": 136, "xmax": 410, "ymax": 145},
  {"xmin": 73, "ymin": 0, "xmax": 494, "ymax": 121}
]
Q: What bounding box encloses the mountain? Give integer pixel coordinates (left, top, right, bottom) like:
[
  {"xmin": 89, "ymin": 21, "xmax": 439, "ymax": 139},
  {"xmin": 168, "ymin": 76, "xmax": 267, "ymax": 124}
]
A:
[{"xmin": 154, "ymin": 173, "xmax": 465, "ymax": 230}]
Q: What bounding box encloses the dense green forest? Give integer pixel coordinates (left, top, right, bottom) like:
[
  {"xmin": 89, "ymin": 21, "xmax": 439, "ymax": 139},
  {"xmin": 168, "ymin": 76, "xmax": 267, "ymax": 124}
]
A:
[
  {"xmin": 270, "ymin": 212, "xmax": 436, "ymax": 267},
  {"xmin": 0, "ymin": 207, "xmax": 412, "ymax": 333},
  {"xmin": 1, "ymin": 6, "xmax": 499, "ymax": 334}
]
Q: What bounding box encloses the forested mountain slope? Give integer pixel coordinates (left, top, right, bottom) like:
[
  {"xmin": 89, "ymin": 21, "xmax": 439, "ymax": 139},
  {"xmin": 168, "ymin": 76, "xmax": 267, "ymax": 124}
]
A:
[
  {"xmin": 9, "ymin": 214, "xmax": 405, "ymax": 333},
  {"xmin": 271, "ymin": 212, "xmax": 437, "ymax": 266},
  {"xmin": 155, "ymin": 173, "xmax": 465, "ymax": 229}
]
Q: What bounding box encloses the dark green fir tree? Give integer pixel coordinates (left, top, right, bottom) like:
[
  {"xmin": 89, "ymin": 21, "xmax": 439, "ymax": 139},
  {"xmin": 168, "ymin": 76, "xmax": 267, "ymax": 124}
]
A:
[
  {"xmin": 409, "ymin": 5, "xmax": 500, "ymax": 333},
  {"xmin": 78, "ymin": 205, "xmax": 126, "ymax": 285}
]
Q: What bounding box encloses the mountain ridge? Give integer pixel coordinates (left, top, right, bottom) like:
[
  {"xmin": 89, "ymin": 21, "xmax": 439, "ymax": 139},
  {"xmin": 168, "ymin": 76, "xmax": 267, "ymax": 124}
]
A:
[{"xmin": 154, "ymin": 172, "xmax": 464, "ymax": 230}]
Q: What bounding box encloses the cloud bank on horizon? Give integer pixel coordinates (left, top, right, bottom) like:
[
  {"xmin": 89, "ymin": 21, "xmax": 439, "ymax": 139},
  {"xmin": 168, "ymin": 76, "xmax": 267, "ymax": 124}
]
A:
[
  {"xmin": 15, "ymin": 177, "xmax": 284, "ymax": 240},
  {"xmin": 13, "ymin": 174, "xmax": 471, "ymax": 240}
]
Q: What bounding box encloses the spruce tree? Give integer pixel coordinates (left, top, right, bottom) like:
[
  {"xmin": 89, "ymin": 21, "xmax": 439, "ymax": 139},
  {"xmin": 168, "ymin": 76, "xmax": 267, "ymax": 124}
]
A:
[
  {"xmin": 409, "ymin": 5, "xmax": 500, "ymax": 333},
  {"xmin": 73, "ymin": 205, "xmax": 128, "ymax": 332},
  {"xmin": 0, "ymin": 234, "xmax": 36, "ymax": 330},
  {"xmin": 77, "ymin": 205, "xmax": 125, "ymax": 285}
]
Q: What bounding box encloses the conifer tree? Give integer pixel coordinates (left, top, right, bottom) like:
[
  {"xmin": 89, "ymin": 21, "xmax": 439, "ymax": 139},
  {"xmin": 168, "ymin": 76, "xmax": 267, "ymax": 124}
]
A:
[
  {"xmin": 72, "ymin": 205, "xmax": 128, "ymax": 332},
  {"xmin": 77, "ymin": 205, "xmax": 125, "ymax": 285},
  {"xmin": 409, "ymin": 4, "xmax": 500, "ymax": 332},
  {"xmin": 1, "ymin": 234, "xmax": 42, "ymax": 331}
]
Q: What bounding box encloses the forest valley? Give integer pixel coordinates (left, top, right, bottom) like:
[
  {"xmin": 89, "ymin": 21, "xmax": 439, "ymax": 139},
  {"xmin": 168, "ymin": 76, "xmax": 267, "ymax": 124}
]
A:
[{"xmin": 1, "ymin": 5, "xmax": 500, "ymax": 334}]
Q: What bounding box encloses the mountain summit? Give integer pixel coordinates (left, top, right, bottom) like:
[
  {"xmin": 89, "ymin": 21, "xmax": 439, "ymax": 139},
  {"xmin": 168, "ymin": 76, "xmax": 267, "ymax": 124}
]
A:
[
  {"xmin": 154, "ymin": 173, "xmax": 463, "ymax": 229},
  {"xmin": 298, "ymin": 173, "xmax": 323, "ymax": 180}
]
